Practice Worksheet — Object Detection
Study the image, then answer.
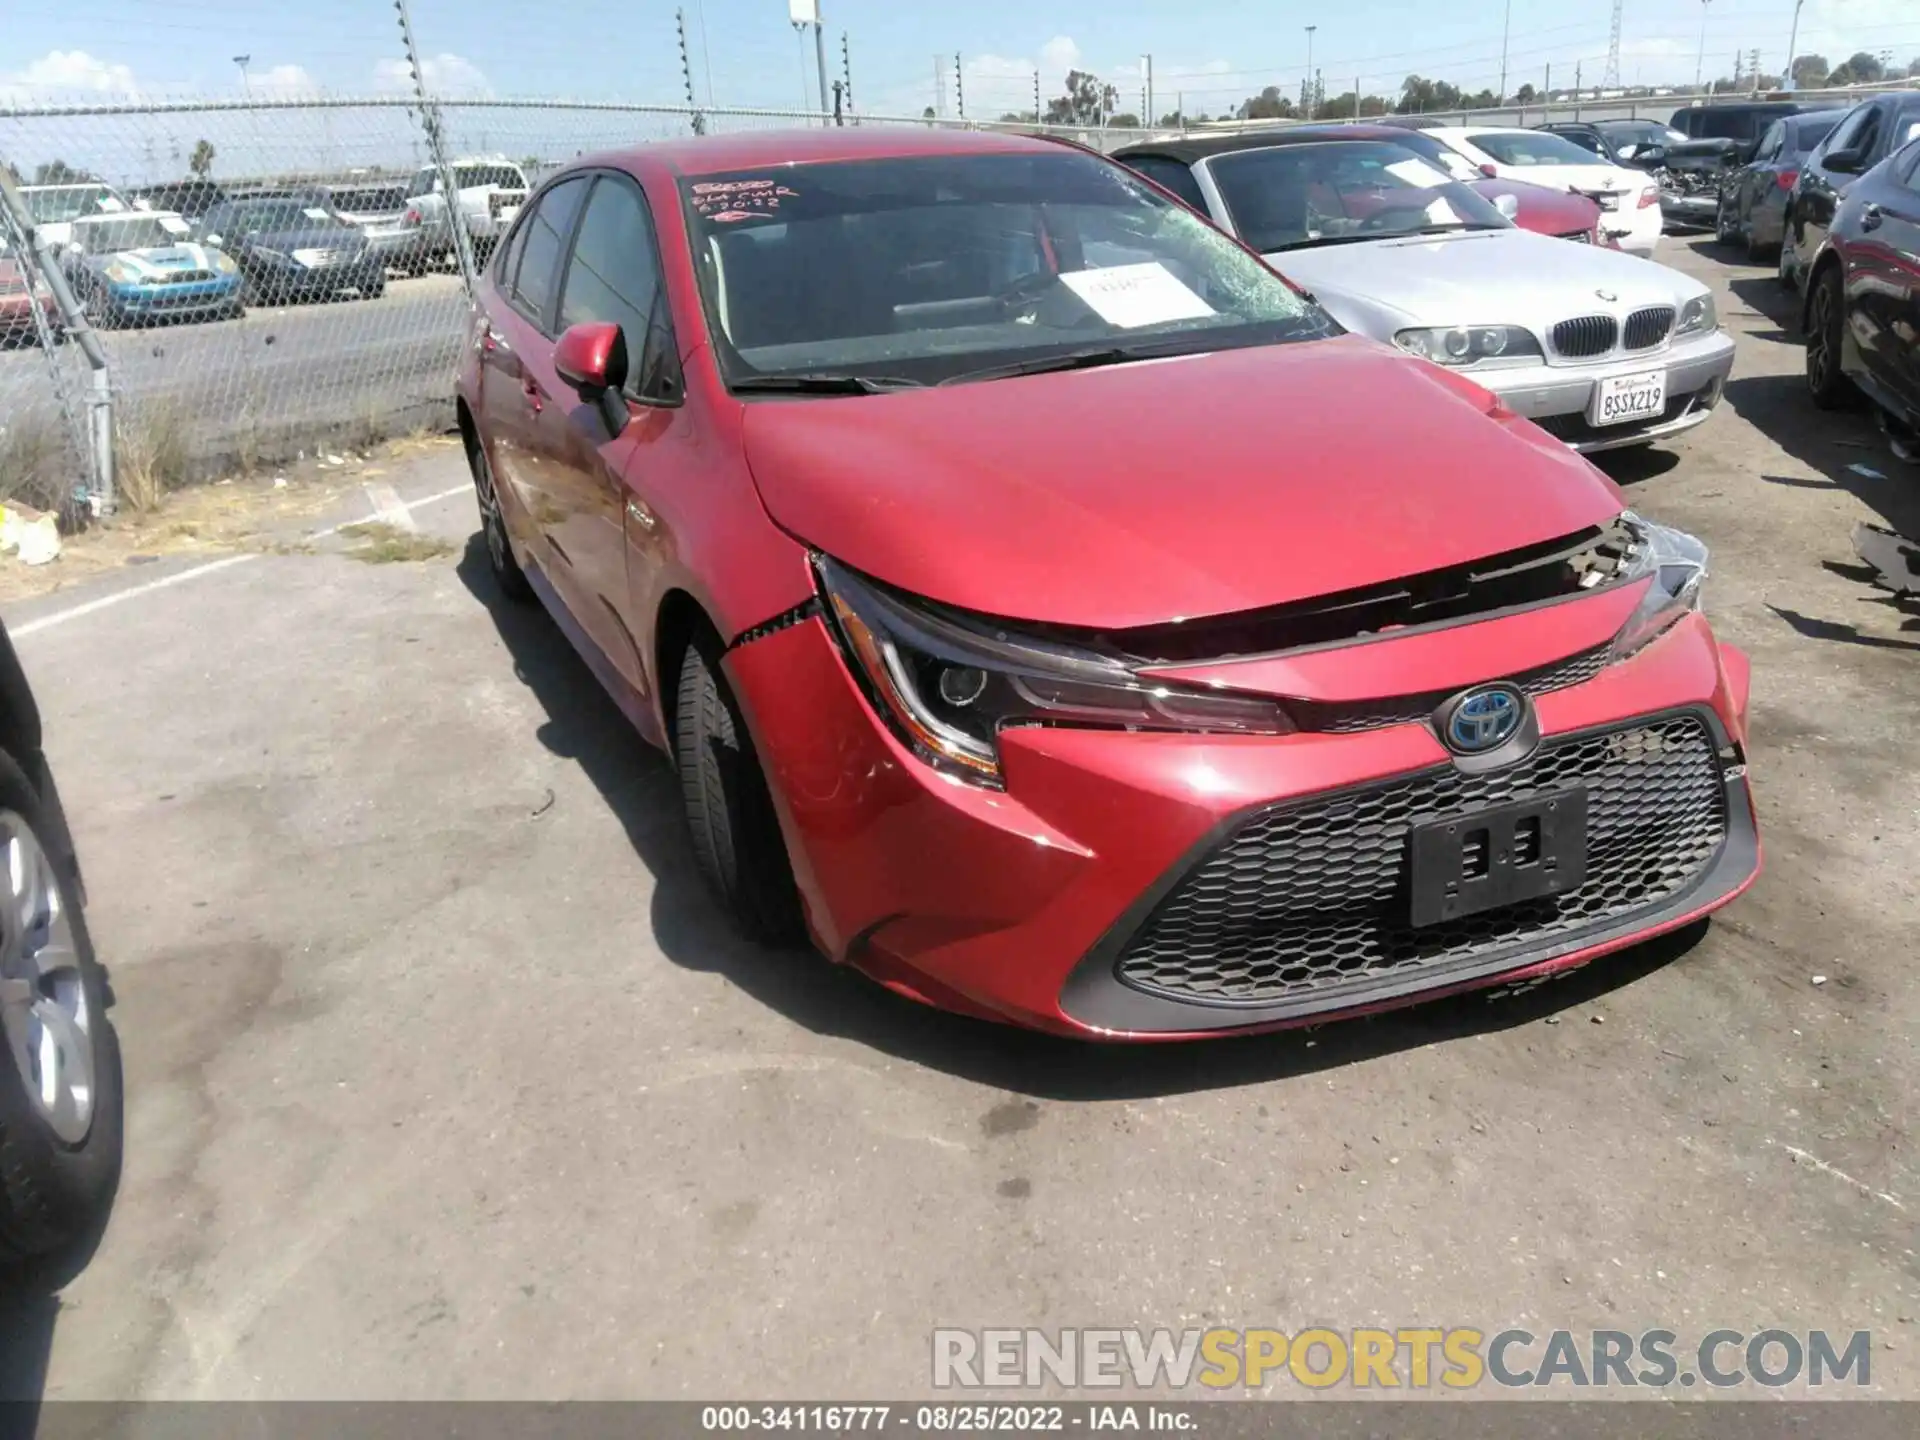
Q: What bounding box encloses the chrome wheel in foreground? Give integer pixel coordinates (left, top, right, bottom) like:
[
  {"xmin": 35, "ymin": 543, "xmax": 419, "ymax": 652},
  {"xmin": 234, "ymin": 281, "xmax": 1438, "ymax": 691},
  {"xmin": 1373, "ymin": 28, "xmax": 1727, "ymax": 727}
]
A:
[{"xmin": 0, "ymin": 810, "xmax": 94, "ymax": 1147}]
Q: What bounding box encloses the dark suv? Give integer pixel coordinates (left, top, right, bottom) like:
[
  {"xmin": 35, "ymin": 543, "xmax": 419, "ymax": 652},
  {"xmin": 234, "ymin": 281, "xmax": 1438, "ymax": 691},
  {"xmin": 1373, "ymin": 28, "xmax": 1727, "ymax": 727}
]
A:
[{"xmin": 1670, "ymin": 100, "xmax": 1812, "ymax": 161}]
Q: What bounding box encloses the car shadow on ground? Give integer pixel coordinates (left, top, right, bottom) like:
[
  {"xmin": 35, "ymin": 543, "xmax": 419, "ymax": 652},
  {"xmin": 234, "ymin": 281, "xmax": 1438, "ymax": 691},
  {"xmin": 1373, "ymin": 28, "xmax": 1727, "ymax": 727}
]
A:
[
  {"xmin": 458, "ymin": 539, "xmax": 1716, "ymax": 1100},
  {"xmin": 0, "ymin": 1206, "xmax": 115, "ymax": 1406}
]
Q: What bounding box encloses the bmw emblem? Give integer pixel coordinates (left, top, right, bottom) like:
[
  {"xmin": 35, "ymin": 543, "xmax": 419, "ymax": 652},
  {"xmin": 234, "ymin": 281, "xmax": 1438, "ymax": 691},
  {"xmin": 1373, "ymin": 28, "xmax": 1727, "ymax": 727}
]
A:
[
  {"xmin": 1595, "ymin": 288, "xmax": 1618, "ymax": 303},
  {"xmin": 1440, "ymin": 684, "xmax": 1526, "ymax": 756}
]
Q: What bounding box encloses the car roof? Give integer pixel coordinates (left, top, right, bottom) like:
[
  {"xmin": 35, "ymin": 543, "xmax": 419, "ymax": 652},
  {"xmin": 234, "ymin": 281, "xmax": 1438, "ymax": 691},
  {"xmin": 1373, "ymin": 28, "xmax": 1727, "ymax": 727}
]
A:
[
  {"xmin": 580, "ymin": 125, "xmax": 1063, "ymax": 179},
  {"xmin": 1111, "ymin": 127, "xmax": 1417, "ymax": 164}
]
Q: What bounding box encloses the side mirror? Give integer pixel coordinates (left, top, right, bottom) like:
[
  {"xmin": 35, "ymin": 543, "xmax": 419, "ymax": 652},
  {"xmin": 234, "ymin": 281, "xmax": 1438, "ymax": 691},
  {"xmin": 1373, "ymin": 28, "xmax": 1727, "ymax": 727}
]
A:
[
  {"xmin": 1493, "ymin": 193, "xmax": 1520, "ymax": 220},
  {"xmin": 1823, "ymin": 147, "xmax": 1864, "ymax": 175},
  {"xmin": 553, "ymin": 321, "xmax": 630, "ymax": 434},
  {"xmin": 1479, "ymin": 162, "xmax": 1499, "ymax": 178}
]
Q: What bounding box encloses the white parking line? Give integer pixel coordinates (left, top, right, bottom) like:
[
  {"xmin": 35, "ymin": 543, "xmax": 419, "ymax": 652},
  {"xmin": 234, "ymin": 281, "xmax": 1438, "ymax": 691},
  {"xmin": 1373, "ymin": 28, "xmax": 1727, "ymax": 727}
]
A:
[{"xmin": 12, "ymin": 482, "xmax": 473, "ymax": 640}]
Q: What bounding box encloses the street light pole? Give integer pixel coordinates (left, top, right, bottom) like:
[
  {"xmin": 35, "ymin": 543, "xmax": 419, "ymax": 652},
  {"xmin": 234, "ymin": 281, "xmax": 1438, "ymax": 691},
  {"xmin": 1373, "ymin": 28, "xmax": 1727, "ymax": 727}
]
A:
[
  {"xmin": 1499, "ymin": 0, "xmax": 1511, "ymax": 102},
  {"xmin": 1784, "ymin": 0, "xmax": 1806, "ymax": 90},
  {"xmin": 1304, "ymin": 25, "xmax": 1317, "ymax": 120},
  {"xmin": 1696, "ymin": 0, "xmax": 1713, "ymax": 94}
]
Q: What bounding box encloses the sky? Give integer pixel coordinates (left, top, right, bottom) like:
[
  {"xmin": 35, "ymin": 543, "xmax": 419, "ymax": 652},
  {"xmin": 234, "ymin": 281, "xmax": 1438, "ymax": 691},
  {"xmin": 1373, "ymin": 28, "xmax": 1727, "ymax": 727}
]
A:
[{"xmin": 3, "ymin": 0, "xmax": 1918, "ymax": 180}]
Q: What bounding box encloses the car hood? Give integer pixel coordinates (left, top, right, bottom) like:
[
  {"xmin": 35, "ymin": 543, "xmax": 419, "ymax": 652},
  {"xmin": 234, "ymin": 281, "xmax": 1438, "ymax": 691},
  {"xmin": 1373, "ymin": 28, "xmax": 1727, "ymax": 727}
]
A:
[
  {"xmin": 1468, "ymin": 178, "xmax": 1599, "ymax": 233},
  {"xmin": 234, "ymin": 228, "xmax": 366, "ymax": 252},
  {"xmin": 740, "ymin": 336, "xmax": 1625, "ymax": 630},
  {"xmin": 81, "ymin": 243, "xmax": 222, "ymax": 276},
  {"xmin": 1265, "ymin": 228, "xmax": 1700, "ymax": 330}
]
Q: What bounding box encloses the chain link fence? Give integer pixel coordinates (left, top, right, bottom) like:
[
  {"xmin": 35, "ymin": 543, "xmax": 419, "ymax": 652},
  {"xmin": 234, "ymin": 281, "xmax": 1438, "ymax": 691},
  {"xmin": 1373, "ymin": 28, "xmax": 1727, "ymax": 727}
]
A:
[{"xmin": 0, "ymin": 76, "xmax": 1908, "ymax": 508}]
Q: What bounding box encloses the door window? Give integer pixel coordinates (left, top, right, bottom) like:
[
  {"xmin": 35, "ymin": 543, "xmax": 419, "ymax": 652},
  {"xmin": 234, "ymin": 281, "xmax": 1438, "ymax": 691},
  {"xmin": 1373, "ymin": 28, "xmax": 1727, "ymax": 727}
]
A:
[
  {"xmin": 510, "ymin": 176, "xmax": 588, "ymax": 331},
  {"xmin": 557, "ymin": 175, "xmax": 676, "ymax": 399},
  {"xmin": 1755, "ymin": 122, "xmax": 1785, "ymax": 163},
  {"xmin": 1821, "ymin": 105, "xmax": 1873, "ymax": 162}
]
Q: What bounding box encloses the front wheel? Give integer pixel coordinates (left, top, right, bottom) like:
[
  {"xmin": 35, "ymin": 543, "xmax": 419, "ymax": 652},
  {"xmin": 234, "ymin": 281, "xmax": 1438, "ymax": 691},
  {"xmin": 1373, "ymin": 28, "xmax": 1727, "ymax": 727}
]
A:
[
  {"xmin": 467, "ymin": 434, "xmax": 531, "ymax": 602},
  {"xmin": 0, "ymin": 760, "xmax": 123, "ymax": 1271},
  {"xmin": 1777, "ymin": 217, "xmax": 1801, "ymax": 290},
  {"xmin": 673, "ymin": 639, "xmax": 803, "ymax": 947},
  {"xmin": 1805, "ymin": 264, "xmax": 1852, "ymax": 410},
  {"xmin": 1714, "ymin": 196, "xmax": 1737, "ymax": 245}
]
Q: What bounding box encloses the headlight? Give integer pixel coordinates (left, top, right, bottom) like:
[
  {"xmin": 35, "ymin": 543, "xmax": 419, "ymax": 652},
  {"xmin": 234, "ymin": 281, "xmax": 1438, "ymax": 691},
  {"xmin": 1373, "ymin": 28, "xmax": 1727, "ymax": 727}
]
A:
[
  {"xmin": 1393, "ymin": 325, "xmax": 1543, "ymax": 367},
  {"xmin": 213, "ymin": 250, "xmax": 237, "ymax": 274},
  {"xmin": 817, "ymin": 557, "xmax": 1293, "ymax": 787},
  {"xmin": 1609, "ymin": 511, "xmax": 1708, "ymax": 663},
  {"xmin": 1676, "ymin": 293, "xmax": 1717, "ymax": 336}
]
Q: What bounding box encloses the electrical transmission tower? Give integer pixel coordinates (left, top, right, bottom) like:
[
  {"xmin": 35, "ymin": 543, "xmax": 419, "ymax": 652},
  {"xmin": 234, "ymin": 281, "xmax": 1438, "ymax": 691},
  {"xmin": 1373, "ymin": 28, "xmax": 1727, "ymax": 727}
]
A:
[{"xmin": 1603, "ymin": 0, "xmax": 1624, "ymax": 89}]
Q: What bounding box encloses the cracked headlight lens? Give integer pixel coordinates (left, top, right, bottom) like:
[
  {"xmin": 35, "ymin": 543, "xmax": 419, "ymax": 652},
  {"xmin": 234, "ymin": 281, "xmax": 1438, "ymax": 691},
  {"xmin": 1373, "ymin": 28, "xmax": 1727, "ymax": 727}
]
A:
[
  {"xmin": 1609, "ymin": 511, "xmax": 1708, "ymax": 662},
  {"xmin": 1393, "ymin": 325, "xmax": 1543, "ymax": 367},
  {"xmin": 817, "ymin": 557, "xmax": 1293, "ymax": 787}
]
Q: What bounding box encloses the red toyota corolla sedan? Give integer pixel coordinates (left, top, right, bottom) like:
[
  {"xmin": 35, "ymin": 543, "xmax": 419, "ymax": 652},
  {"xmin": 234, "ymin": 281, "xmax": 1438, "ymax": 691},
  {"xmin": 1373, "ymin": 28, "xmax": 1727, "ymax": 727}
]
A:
[{"xmin": 455, "ymin": 127, "xmax": 1760, "ymax": 1040}]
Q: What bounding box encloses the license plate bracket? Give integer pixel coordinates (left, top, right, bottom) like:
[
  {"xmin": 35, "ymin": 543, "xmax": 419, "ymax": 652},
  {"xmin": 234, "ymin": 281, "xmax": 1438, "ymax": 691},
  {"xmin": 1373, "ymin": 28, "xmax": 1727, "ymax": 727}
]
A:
[
  {"xmin": 1409, "ymin": 787, "xmax": 1588, "ymax": 928},
  {"xmin": 1590, "ymin": 369, "xmax": 1666, "ymax": 427}
]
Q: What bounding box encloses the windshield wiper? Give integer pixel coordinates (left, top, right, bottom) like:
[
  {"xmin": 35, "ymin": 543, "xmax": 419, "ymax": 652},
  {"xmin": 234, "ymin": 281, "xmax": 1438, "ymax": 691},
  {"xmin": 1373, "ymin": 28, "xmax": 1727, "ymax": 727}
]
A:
[
  {"xmin": 731, "ymin": 373, "xmax": 924, "ymax": 395},
  {"xmin": 939, "ymin": 343, "xmax": 1196, "ymax": 387}
]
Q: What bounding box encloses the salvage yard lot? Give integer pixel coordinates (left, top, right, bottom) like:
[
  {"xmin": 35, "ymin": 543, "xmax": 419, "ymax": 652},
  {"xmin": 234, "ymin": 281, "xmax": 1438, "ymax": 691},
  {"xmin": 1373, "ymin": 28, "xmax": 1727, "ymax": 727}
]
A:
[{"xmin": 2, "ymin": 238, "xmax": 1916, "ymax": 1401}]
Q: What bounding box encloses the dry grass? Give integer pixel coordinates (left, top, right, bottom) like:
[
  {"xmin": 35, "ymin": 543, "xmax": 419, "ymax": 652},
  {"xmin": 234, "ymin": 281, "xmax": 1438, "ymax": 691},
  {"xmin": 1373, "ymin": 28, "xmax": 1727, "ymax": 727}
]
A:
[
  {"xmin": 0, "ymin": 413, "xmax": 77, "ymax": 513},
  {"xmin": 337, "ymin": 522, "xmax": 456, "ymax": 564},
  {"xmin": 117, "ymin": 402, "xmax": 193, "ymax": 513}
]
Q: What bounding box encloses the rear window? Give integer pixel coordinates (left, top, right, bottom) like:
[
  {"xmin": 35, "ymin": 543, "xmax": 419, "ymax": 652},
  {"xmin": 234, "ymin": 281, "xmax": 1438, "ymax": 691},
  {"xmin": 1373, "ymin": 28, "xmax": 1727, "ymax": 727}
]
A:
[
  {"xmin": 1694, "ymin": 111, "xmax": 1768, "ymax": 142},
  {"xmin": 455, "ymin": 166, "xmax": 525, "ymax": 192},
  {"xmin": 1791, "ymin": 114, "xmax": 1843, "ymax": 154},
  {"xmin": 328, "ymin": 185, "xmax": 407, "ymax": 212},
  {"xmin": 1466, "ymin": 131, "xmax": 1601, "ymax": 167}
]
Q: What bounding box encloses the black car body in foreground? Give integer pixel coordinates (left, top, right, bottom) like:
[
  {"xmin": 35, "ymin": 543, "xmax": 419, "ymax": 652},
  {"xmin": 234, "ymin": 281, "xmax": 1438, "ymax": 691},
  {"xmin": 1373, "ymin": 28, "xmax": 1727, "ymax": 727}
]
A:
[
  {"xmin": 1801, "ymin": 133, "xmax": 1920, "ymax": 460},
  {"xmin": 1783, "ymin": 90, "xmax": 1920, "ymax": 290},
  {"xmin": 194, "ymin": 197, "xmax": 387, "ymax": 305},
  {"xmin": 0, "ymin": 619, "xmax": 123, "ymax": 1269},
  {"xmin": 1715, "ymin": 109, "xmax": 1846, "ymax": 259}
]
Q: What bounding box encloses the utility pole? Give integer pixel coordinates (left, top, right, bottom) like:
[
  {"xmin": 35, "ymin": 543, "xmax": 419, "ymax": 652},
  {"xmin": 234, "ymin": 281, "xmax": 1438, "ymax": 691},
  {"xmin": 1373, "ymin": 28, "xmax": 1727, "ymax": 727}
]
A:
[
  {"xmin": 1034, "ymin": 70, "xmax": 1042, "ymax": 123},
  {"xmin": 1785, "ymin": 0, "xmax": 1806, "ymax": 90},
  {"xmin": 676, "ymin": 10, "xmax": 706, "ymax": 134},
  {"xmin": 1143, "ymin": 54, "xmax": 1153, "ymax": 127},
  {"xmin": 1695, "ymin": 0, "xmax": 1712, "ymax": 94},
  {"xmin": 1604, "ymin": 0, "xmax": 1623, "ymax": 89},
  {"xmin": 1304, "ymin": 25, "xmax": 1317, "ymax": 120},
  {"xmin": 934, "ymin": 56, "xmax": 946, "ymax": 117},
  {"xmin": 789, "ymin": 2, "xmax": 828, "ymax": 123},
  {"xmin": 1749, "ymin": 47, "xmax": 1761, "ymax": 91},
  {"xmin": 841, "ymin": 31, "xmax": 853, "ymax": 120},
  {"xmin": 1498, "ymin": 0, "xmax": 1511, "ymax": 103},
  {"xmin": 393, "ymin": 0, "xmax": 475, "ymax": 292},
  {"xmin": 1574, "ymin": 59, "xmax": 1583, "ymax": 118},
  {"xmin": 693, "ymin": 0, "xmax": 714, "ymax": 103},
  {"xmin": 955, "ymin": 53, "xmax": 964, "ymax": 120}
]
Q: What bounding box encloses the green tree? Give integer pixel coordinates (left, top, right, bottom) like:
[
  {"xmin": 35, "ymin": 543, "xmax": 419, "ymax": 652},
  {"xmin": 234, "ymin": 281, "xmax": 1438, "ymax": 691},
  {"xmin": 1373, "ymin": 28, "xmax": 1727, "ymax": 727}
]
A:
[
  {"xmin": 1236, "ymin": 85, "xmax": 1294, "ymax": 121},
  {"xmin": 1397, "ymin": 75, "xmax": 1463, "ymax": 114},
  {"xmin": 1108, "ymin": 112, "xmax": 1141, "ymax": 129},
  {"xmin": 1826, "ymin": 51, "xmax": 1885, "ymax": 87},
  {"xmin": 1044, "ymin": 70, "xmax": 1119, "ymax": 126},
  {"xmin": 188, "ymin": 139, "xmax": 215, "ymax": 176},
  {"xmin": 1790, "ymin": 54, "xmax": 1829, "ymax": 87},
  {"xmin": 1513, "ymin": 83, "xmax": 1538, "ymax": 104},
  {"xmin": 32, "ymin": 159, "xmax": 98, "ymax": 185}
]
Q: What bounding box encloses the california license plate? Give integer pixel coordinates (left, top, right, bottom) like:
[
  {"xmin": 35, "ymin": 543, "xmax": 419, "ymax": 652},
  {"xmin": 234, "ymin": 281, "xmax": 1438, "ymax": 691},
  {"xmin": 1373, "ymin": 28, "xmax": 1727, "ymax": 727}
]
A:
[
  {"xmin": 1590, "ymin": 370, "xmax": 1666, "ymax": 427},
  {"xmin": 1600, "ymin": 193, "xmax": 1621, "ymax": 211}
]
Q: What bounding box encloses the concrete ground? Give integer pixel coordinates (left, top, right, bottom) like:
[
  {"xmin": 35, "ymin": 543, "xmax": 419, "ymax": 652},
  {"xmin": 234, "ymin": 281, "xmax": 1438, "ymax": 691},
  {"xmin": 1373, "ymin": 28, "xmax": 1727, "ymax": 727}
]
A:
[{"xmin": 0, "ymin": 237, "xmax": 1916, "ymax": 1402}]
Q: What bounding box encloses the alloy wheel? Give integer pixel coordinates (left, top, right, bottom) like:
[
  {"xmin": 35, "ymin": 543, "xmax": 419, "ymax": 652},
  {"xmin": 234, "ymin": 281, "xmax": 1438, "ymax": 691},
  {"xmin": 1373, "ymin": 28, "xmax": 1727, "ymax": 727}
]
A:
[
  {"xmin": 473, "ymin": 443, "xmax": 510, "ymax": 576},
  {"xmin": 0, "ymin": 811, "xmax": 95, "ymax": 1147},
  {"xmin": 1808, "ymin": 279, "xmax": 1836, "ymax": 395}
]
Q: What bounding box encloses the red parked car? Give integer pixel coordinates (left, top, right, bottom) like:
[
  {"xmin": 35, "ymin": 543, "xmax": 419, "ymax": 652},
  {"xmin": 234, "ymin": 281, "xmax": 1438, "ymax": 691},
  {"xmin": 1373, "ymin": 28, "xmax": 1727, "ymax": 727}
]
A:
[{"xmin": 456, "ymin": 128, "xmax": 1759, "ymax": 1040}]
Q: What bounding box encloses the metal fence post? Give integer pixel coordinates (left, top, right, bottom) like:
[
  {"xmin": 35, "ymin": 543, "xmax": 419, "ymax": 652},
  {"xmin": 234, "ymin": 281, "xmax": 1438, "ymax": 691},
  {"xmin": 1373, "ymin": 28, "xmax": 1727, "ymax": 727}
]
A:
[
  {"xmin": 0, "ymin": 165, "xmax": 115, "ymax": 518},
  {"xmin": 393, "ymin": 0, "xmax": 478, "ymax": 295}
]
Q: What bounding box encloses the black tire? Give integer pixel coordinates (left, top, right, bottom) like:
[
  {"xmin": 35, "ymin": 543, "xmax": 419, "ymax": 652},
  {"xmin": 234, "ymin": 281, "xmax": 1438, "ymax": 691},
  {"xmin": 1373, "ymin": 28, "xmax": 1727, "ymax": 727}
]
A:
[
  {"xmin": 1777, "ymin": 214, "xmax": 1801, "ymax": 290},
  {"xmin": 466, "ymin": 433, "xmax": 531, "ymax": 602},
  {"xmin": 1713, "ymin": 196, "xmax": 1736, "ymax": 245},
  {"xmin": 673, "ymin": 638, "xmax": 803, "ymax": 946},
  {"xmin": 1805, "ymin": 262, "xmax": 1853, "ymax": 410},
  {"xmin": 0, "ymin": 754, "xmax": 122, "ymax": 1271}
]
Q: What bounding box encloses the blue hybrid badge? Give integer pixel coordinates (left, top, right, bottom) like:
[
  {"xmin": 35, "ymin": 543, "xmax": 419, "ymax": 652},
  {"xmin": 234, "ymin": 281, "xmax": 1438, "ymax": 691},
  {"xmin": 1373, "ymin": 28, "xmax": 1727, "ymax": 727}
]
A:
[{"xmin": 1443, "ymin": 685, "xmax": 1525, "ymax": 755}]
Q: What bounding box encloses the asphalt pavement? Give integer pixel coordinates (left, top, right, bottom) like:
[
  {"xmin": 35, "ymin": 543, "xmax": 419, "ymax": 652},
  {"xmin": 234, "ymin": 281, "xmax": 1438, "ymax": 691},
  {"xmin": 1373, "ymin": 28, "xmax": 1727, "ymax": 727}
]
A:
[{"xmin": 1, "ymin": 238, "xmax": 1916, "ymax": 1404}]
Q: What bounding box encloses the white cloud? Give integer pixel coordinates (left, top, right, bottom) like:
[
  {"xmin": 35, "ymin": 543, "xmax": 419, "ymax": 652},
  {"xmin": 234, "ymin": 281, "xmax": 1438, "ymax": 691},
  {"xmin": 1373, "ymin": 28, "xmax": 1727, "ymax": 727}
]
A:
[
  {"xmin": 250, "ymin": 63, "xmax": 318, "ymax": 96},
  {"xmin": 1039, "ymin": 36, "xmax": 1082, "ymax": 84},
  {"xmin": 373, "ymin": 53, "xmax": 492, "ymax": 97},
  {"xmin": 0, "ymin": 49, "xmax": 138, "ymax": 100}
]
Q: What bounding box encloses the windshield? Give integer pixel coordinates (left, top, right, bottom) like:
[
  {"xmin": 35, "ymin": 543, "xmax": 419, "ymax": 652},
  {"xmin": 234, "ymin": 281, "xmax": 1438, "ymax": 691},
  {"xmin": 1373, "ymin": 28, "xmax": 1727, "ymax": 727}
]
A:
[
  {"xmin": 683, "ymin": 150, "xmax": 1332, "ymax": 390},
  {"xmin": 455, "ymin": 165, "xmax": 524, "ymax": 191},
  {"xmin": 23, "ymin": 185, "xmax": 123, "ymax": 223},
  {"xmin": 1207, "ymin": 142, "xmax": 1508, "ymax": 253},
  {"xmin": 77, "ymin": 216, "xmax": 186, "ymax": 253},
  {"xmin": 224, "ymin": 202, "xmax": 353, "ymax": 234},
  {"xmin": 1467, "ymin": 131, "xmax": 1604, "ymax": 167}
]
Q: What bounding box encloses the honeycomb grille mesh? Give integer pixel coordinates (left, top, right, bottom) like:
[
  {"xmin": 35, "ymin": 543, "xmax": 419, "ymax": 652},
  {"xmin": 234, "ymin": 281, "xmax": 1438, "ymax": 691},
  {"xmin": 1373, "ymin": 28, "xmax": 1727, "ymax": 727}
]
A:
[
  {"xmin": 1296, "ymin": 643, "xmax": 1610, "ymax": 735},
  {"xmin": 1114, "ymin": 713, "xmax": 1727, "ymax": 1007}
]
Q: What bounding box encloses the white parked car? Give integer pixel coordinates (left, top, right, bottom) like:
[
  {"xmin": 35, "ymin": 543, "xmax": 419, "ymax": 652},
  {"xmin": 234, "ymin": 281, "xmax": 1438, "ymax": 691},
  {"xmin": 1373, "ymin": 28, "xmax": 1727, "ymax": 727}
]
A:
[
  {"xmin": 1112, "ymin": 134, "xmax": 1732, "ymax": 454},
  {"xmin": 16, "ymin": 182, "xmax": 130, "ymax": 249},
  {"xmin": 400, "ymin": 157, "xmax": 529, "ymax": 268},
  {"xmin": 1423, "ymin": 126, "xmax": 1664, "ymax": 257}
]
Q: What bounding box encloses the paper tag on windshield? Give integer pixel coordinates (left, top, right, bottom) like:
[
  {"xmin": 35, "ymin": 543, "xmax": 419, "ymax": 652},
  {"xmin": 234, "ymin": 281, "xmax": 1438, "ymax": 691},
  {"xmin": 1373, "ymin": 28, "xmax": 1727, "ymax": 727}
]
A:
[
  {"xmin": 304, "ymin": 207, "xmax": 330, "ymax": 220},
  {"xmin": 1385, "ymin": 158, "xmax": 1449, "ymax": 187},
  {"xmin": 1059, "ymin": 263, "xmax": 1214, "ymax": 329}
]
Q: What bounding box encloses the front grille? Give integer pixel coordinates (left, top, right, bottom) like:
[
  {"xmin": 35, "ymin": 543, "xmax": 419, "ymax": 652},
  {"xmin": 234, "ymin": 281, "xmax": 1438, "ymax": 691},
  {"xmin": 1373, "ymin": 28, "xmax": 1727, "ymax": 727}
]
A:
[
  {"xmin": 159, "ymin": 269, "xmax": 213, "ymax": 284},
  {"xmin": 1552, "ymin": 314, "xmax": 1618, "ymax": 358},
  {"xmin": 1623, "ymin": 306, "xmax": 1675, "ymax": 350},
  {"xmin": 1292, "ymin": 642, "xmax": 1610, "ymax": 735},
  {"xmin": 1114, "ymin": 712, "xmax": 1728, "ymax": 1007}
]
